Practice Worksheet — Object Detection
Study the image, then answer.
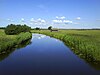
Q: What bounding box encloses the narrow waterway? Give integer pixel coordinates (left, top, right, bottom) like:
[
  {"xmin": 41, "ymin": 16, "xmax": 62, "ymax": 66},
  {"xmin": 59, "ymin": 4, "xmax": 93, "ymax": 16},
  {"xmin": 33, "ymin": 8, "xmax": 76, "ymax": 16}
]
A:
[{"xmin": 0, "ymin": 34, "xmax": 100, "ymax": 75}]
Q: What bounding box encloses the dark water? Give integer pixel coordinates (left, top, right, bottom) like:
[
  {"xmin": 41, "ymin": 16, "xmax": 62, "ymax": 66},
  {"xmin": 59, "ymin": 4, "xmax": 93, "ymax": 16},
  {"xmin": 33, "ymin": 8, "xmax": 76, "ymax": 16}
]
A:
[{"xmin": 0, "ymin": 34, "xmax": 100, "ymax": 75}]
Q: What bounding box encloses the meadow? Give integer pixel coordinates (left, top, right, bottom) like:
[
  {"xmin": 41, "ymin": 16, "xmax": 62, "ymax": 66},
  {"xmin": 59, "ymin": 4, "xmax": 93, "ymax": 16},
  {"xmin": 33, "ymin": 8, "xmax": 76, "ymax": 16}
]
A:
[
  {"xmin": 0, "ymin": 29, "xmax": 32, "ymax": 53},
  {"xmin": 31, "ymin": 29, "xmax": 100, "ymax": 63}
]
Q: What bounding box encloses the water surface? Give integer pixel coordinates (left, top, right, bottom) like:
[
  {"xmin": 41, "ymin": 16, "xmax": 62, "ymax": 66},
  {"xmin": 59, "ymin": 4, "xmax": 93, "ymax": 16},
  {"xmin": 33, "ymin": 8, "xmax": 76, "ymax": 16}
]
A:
[{"xmin": 0, "ymin": 34, "xmax": 100, "ymax": 75}]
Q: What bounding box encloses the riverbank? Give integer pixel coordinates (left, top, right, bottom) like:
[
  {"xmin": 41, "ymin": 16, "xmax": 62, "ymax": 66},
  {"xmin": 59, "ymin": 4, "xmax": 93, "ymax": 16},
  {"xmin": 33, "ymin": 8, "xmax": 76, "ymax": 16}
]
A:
[
  {"xmin": 0, "ymin": 29, "xmax": 32, "ymax": 53},
  {"xmin": 31, "ymin": 30, "xmax": 100, "ymax": 63}
]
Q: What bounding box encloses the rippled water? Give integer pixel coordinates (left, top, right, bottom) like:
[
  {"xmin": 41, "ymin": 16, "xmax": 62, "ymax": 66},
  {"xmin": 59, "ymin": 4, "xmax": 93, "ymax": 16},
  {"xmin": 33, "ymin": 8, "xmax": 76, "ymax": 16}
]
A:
[{"xmin": 0, "ymin": 34, "xmax": 100, "ymax": 75}]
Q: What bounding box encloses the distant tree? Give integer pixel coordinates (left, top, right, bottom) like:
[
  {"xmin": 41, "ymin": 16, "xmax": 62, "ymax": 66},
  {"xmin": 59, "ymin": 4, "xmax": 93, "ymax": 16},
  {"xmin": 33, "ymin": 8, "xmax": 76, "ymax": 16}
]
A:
[
  {"xmin": 0, "ymin": 27, "xmax": 5, "ymax": 29},
  {"xmin": 35, "ymin": 27, "xmax": 40, "ymax": 30},
  {"xmin": 48, "ymin": 26, "xmax": 52, "ymax": 30},
  {"xmin": 5, "ymin": 24, "xmax": 31, "ymax": 35}
]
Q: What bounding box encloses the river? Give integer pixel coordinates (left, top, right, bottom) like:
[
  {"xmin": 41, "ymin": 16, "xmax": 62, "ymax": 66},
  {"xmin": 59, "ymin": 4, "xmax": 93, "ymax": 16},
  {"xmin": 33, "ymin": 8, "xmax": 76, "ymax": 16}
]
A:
[{"xmin": 0, "ymin": 34, "xmax": 100, "ymax": 75}]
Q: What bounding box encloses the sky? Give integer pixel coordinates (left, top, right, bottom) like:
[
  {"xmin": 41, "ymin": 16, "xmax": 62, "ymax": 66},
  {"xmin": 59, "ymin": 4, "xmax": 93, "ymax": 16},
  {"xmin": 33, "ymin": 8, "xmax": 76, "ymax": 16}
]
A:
[{"xmin": 0, "ymin": 0, "xmax": 100, "ymax": 29}]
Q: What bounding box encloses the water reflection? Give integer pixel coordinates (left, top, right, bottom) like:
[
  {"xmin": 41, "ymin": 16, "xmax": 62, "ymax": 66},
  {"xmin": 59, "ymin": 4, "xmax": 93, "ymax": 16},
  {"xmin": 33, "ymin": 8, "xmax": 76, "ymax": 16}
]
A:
[
  {"xmin": 0, "ymin": 34, "xmax": 100, "ymax": 75},
  {"xmin": 32, "ymin": 34, "xmax": 46, "ymax": 40},
  {"xmin": 0, "ymin": 39, "xmax": 31, "ymax": 61},
  {"xmin": 32, "ymin": 34, "xmax": 100, "ymax": 70}
]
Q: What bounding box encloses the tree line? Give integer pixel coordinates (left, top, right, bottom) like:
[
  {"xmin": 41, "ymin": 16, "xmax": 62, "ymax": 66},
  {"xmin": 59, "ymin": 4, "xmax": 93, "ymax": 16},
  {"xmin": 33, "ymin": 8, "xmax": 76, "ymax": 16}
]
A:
[{"xmin": 33, "ymin": 26, "xmax": 52, "ymax": 30}]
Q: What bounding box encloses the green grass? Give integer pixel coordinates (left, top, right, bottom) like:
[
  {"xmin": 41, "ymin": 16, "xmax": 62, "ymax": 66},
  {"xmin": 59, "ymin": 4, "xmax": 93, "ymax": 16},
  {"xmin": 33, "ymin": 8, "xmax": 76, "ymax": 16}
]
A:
[
  {"xmin": 0, "ymin": 29, "xmax": 32, "ymax": 53},
  {"xmin": 31, "ymin": 29, "xmax": 100, "ymax": 62}
]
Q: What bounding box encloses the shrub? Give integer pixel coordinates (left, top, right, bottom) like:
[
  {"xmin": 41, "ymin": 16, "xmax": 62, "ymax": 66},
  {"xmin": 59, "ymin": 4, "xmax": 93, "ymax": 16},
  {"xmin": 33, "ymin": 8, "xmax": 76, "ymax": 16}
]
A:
[
  {"xmin": 35, "ymin": 27, "xmax": 40, "ymax": 30},
  {"xmin": 48, "ymin": 26, "xmax": 52, "ymax": 30},
  {"xmin": 5, "ymin": 24, "xmax": 31, "ymax": 35}
]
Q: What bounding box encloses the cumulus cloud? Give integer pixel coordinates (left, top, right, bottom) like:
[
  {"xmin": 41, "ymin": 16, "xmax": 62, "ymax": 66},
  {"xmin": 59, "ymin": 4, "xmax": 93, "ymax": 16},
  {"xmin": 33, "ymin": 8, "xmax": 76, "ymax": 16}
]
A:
[
  {"xmin": 56, "ymin": 16, "xmax": 66, "ymax": 20},
  {"xmin": 52, "ymin": 16, "xmax": 72, "ymax": 24},
  {"xmin": 56, "ymin": 16, "xmax": 59, "ymax": 19},
  {"xmin": 75, "ymin": 17, "xmax": 81, "ymax": 20},
  {"xmin": 52, "ymin": 20, "xmax": 63, "ymax": 23},
  {"xmin": 37, "ymin": 18, "xmax": 46, "ymax": 23},
  {"xmin": 63, "ymin": 20, "xmax": 73, "ymax": 24},
  {"xmin": 52, "ymin": 19, "xmax": 72, "ymax": 24},
  {"xmin": 61, "ymin": 16, "xmax": 66, "ymax": 19},
  {"xmin": 30, "ymin": 18, "xmax": 46, "ymax": 25}
]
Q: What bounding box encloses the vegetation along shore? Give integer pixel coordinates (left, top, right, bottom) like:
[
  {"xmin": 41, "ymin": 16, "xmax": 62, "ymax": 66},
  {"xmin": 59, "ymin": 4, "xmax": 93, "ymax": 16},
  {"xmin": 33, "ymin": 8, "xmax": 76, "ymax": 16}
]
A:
[
  {"xmin": 31, "ymin": 29, "xmax": 100, "ymax": 63},
  {"xmin": 0, "ymin": 24, "xmax": 32, "ymax": 53}
]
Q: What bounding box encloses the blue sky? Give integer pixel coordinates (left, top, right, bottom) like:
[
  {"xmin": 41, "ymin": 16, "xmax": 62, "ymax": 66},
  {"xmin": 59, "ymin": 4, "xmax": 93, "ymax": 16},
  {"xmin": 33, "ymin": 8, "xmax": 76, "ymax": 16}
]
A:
[{"xmin": 0, "ymin": 0, "xmax": 100, "ymax": 29}]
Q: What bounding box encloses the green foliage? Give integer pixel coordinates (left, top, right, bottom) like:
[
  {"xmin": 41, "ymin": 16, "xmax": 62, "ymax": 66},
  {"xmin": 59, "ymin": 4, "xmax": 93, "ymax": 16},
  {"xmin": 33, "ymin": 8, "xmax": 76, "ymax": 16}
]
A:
[
  {"xmin": 16, "ymin": 32, "xmax": 32, "ymax": 44},
  {"xmin": 35, "ymin": 27, "xmax": 40, "ymax": 30},
  {"xmin": 48, "ymin": 26, "xmax": 52, "ymax": 30},
  {"xmin": 5, "ymin": 24, "xmax": 31, "ymax": 35},
  {"xmin": 0, "ymin": 27, "xmax": 5, "ymax": 29},
  {"xmin": 0, "ymin": 30, "xmax": 32, "ymax": 53}
]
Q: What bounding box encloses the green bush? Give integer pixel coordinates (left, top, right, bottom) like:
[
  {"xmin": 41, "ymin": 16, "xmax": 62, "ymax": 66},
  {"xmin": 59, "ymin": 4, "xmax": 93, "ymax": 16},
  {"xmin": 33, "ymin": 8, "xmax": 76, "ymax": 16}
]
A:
[
  {"xmin": 0, "ymin": 32, "xmax": 32, "ymax": 53},
  {"xmin": 35, "ymin": 27, "xmax": 40, "ymax": 30},
  {"xmin": 48, "ymin": 26, "xmax": 52, "ymax": 30},
  {"xmin": 5, "ymin": 24, "xmax": 31, "ymax": 35}
]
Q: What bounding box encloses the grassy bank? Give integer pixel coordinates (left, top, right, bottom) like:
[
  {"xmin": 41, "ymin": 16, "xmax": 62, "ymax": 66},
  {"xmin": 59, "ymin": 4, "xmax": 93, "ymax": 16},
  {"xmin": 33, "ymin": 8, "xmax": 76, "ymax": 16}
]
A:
[
  {"xmin": 0, "ymin": 38, "xmax": 31, "ymax": 61},
  {"xmin": 0, "ymin": 29, "xmax": 32, "ymax": 53},
  {"xmin": 31, "ymin": 30, "xmax": 100, "ymax": 62}
]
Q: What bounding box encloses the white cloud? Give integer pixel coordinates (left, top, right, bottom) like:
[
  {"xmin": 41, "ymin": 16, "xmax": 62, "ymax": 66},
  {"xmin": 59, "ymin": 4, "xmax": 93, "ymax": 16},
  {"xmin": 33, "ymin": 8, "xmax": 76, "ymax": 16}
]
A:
[
  {"xmin": 76, "ymin": 17, "xmax": 81, "ymax": 20},
  {"xmin": 56, "ymin": 16, "xmax": 59, "ymax": 19},
  {"xmin": 56, "ymin": 16, "xmax": 66, "ymax": 20},
  {"xmin": 52, "ymin": 16, "xmax": 72, "ymax": 24},
  {"xmin": 30, "ymin": 18, "xmax": 34, "ymax": 22},
  {"xmin": 63, "ymin": 20, "xmax": 73, "ymax": 24},
  {"xmin": 52, "ymin": 20, "xmax": 63, "ymax": 23},
  {"xmin": 41, "ymin": 19, "xmax": 45, "ymax": 23},
  {"xmin": 21, "ymin": 18, "xmax": 25, "ymax": 22},
  {"xmin": 61, "ymin": 16, "xmax": 66, "ymax": 19},
  {"xmin": 52, "ymin": 19, "xmax": 72, "ymax": 24},
  {"xmin": 37, "ymin": 18, "xmax": 41, "ymax": 21},
  {"xmin": 37, "ymin": 18, "xmax": 46, "ymax": 23}
]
